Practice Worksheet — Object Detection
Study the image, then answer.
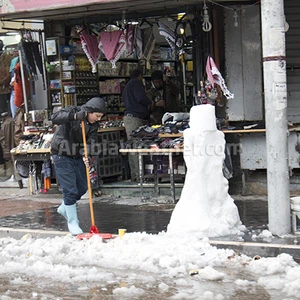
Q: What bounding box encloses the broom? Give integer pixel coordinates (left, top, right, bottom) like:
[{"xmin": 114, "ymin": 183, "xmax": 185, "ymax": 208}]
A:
[{"xmin": 76, "ymin": 120, "xmax": 114, "ymax": 240}]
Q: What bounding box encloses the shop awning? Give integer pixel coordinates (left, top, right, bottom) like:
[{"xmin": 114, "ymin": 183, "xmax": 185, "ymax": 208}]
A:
[{"xmin": 0, "ymin": 0, "xmax": 258, "ymax": 22}]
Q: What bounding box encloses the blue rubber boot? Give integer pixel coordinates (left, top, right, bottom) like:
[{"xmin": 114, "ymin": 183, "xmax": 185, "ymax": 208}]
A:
[
  {"xmin": 57, "ymin": 201, "xmax": 67, "ymax": 220},
  {"xmin": 64, "ymin": 203, "xmax": 83, "ymax": 235}
]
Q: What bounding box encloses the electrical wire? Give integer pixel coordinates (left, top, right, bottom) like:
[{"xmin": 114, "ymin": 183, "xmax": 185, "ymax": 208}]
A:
[{"xmin": 207, "ymin": 0, "xmax": 260, "ymax": 12}]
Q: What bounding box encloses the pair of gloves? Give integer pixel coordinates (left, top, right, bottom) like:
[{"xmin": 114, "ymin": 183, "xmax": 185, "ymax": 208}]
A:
[
  {"xmin": 68, "ymin": 110, "xmax": 87, "ymax": 121},
  {"xmin": 75, "ymin": 111, "xmax": 86, "ymax": 121}
]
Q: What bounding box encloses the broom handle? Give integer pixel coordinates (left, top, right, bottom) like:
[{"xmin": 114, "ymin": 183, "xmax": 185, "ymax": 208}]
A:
[{"xmin": 81, "ymin": 120, "xmax": 96, "ymax": 227}]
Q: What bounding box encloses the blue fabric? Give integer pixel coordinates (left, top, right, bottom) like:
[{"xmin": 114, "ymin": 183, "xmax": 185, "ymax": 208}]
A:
[
  {"xmin": 52, "ymin": 154, "xmax": 87, "ymax": 205},
  {"xmin": 10, "ymin": 90, "xmax": 17, "ymax": 118},
  {"xmin": 9, "ymin": 57, "xmax": 19, "ymax": 73}
]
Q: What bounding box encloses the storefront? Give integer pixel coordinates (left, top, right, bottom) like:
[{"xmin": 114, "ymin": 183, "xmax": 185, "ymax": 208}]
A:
[{"xmin": 1, "ymin": 0, "xmax": 296, "ymax": 198}]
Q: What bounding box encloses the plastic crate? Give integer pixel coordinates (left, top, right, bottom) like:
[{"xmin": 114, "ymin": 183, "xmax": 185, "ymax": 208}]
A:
[{"xmin": 97, "ymin": 131, "xmax": 122, "ymax": 180}]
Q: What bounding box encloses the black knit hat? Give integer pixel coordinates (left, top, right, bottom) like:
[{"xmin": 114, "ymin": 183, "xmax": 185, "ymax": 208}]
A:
[
  {"xmin": 151, "ymin": 70, "xmax": 163, "ymax": 81},
  {"xmin": 81, "ymin": 97, "xmax": 106, "ymax": 114}
]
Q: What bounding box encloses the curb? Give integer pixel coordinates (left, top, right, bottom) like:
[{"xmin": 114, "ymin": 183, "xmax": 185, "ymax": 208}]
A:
[
  {"xmin": 1, "ymin": 227, "xmax": 300, "ymax": 261},
  {"xmin": 0, "ymin": 227, "xmax": 68, "ymax": 239},
  {"xmin": 209, "ymin": 240, "xmax": 300, "ymax": 262}
]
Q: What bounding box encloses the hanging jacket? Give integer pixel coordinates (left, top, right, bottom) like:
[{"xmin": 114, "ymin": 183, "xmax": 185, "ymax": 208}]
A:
[
  {"xmin": 0, "ymin": 52, "xmax": 13, "ymax": 94},
  {"xmin": 14, "ymin": 104, "xmax": 25, "ymax": 147},
  {"xmin": 0, "ymin": 115, "xmax": 15, "ymax": 159},
  {"xmin": 14, "ymin": 62, "xmax": 29, "ymax": 107}
]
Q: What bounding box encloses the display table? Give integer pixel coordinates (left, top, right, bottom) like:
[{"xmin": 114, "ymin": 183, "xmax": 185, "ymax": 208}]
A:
[
  {"xmin": 98, "ymin": 127, "xmax": 125, "ymax": 133},
  {"xmin": 10, "ymin": 148, "xmax": 51, "ymax": 162},
  {"xmin": 158, "ymin": 128, "xmax": 267, "ymax": 138},
  {"xmin": 122, "ymin": 128, "xmax": 271, "ymax": 201},
  {"xmin": 119, "ymin": 148, "xmax": 184, "ymax": 202},
  {"xmin": 10, "ymin": 148, "xmax": 52, "ymax": 194}
]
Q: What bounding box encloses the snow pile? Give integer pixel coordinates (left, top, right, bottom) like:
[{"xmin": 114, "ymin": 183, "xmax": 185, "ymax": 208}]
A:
[
  {"xmin": 0, "ymin": 233, "xmax": 300, "ymax": 298},
  {"xmin": 252, "ymin": 229, "xmax": 274, "ymax": 242},
  {"xmin": 168, "ymin": 105, "xmax": 245, "ymax": 237}
]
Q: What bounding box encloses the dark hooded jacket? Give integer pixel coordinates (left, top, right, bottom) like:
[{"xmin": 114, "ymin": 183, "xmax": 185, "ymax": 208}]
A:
[
  {"xmin": 0, "ymin": 114, "xmax": 15, "ymax": 159},
  {"xmin": 51, "ymin": 97, "xmax": 106, "ymax": 157}
]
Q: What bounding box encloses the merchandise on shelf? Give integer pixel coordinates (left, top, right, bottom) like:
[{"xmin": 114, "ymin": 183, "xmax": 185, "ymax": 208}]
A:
[
  {"xmin": 61, "ymin": 59, "xmax": 75, "ymax": 71},
  {"xmin": 63, "ymin": 83, "xmax": 76, "ymax": 94},
  {"xmin": 51, "ymin": 92, "xmax": 61, "ymax": 103},
  {"xmin": 60, "ymin": 45, "xmax": 72, "ymax": 54},
  {"xmin": 99, "ymin": 78, "xmax": 126, "ymax": 94},
  {"xmin": 101, "ymin": 95, "xmax": 121, "ymax": 111},
  {"xmin": 49, "ymin": 79, "xmax": 61, "ymax": 89},
  {"xmin": 98, "ymin": 61, "xmax": 139, "ymax": 77},
  {"xmin": 150, "ymin": 46, "xmax": 175, "ymax": 60},
  {"xmin": 62, "ymin": 71, "xmax": 72, "ymax": 79},
  {"xmin": 99, "ymin": 120, "xmax": 124, "ymax": 128},
  {"xmin": 75, "ymin": 56, "xmax": 92, "ymax": 71},
  {"xmin": 29, "ymin": 110, "xmax": 48, "ymax": 123}
]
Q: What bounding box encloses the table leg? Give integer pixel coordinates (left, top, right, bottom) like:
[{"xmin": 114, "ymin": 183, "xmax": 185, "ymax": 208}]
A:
[
  {"xmin": 153, "ymin": 155, "xmax": 158, "ymax": 197},
  {"xmin": 169, "ymin": 153, "xmax": 175, "ymax": 203},
  {"xmin": 139, "ymin": 154, "xmax": 144, "ymax": 200}
]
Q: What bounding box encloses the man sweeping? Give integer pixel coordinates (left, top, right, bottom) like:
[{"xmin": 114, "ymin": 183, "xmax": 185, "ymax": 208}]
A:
[{"xmin": 51, "ymin": 97, "xmax": 106, "ymax": 235}]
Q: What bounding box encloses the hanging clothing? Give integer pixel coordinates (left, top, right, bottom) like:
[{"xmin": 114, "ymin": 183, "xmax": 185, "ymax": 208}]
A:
[
  {"xmin": 10, "ymin": 57, "xmax": 19, "ymax": 118},
  {"xmin": 31, "ymin": 40, "xmax": 43, "ymax": 76},
  {"xmin": 0, "ymin": 52, "xmax": 13, "ymax": 95},
  {"xmin": 20, "ymin": 39, "xmax": 38, "ymax": 79},
  {"xmin": 127, "ymin": 25, "xmax": 135, "ymax": 55},
  {"xmin": 14, "ymin": 104, "xmax": 25, "ymax": 146},
  {"xmin": 19, "ymin": 35, "xmax": 44, "ymax": 87},
  {"xmin": 9, "ymin": 56, "xmax": 19, "ymax": 73},
  {"xmin": 125, "ymin": 25, "xmax": 134, "ymax": 56},
  {"xmin": 141, "ymin": 27, "xmax": 156, "ymax": 69},
  {"xmin": 0, "ymin": 115, "xmax": 15, "ymax": 159},
  {"xmin": 158, "ymin": 20, "xmax": 176, "ymax": 50},
  {"xmin": 99, "ymin": 30, "xmax": 126, "ymax": 68},
  {"xmin": 206, "ymin": 56, "xmax": 234, "ymax": 100},
  {"xmin": 14, "ymin": 62, "xmax": 29, "ymax": 108},
  {"xmin": 134, "ymin": 26, "xmax": 143, "ymax": 59},
  {"xmin": 80, "ymin": 32, "xmax": 100, "ymax": 73}
]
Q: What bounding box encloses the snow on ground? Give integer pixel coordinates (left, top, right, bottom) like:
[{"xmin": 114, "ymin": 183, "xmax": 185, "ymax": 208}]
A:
[
  {"xmin": 1, "ymin": 106, "xmax": 298, "ymax": 299},
  {"xmin": 0, "ymin": 232, "xmax": 300, "ymax": 299}
]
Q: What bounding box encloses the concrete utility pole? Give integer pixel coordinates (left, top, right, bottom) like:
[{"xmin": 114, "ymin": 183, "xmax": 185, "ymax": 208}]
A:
[{"xmin": 261, "ymin": 0, "xmax": 291, "ymax": 235}]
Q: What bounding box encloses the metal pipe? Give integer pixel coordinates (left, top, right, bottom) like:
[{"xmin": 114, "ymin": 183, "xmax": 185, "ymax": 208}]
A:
[
  {"xmin": 18, "ymin": 49, "xmax": 28, "ymax": 114},
  {"xmin": 1, "ymin": 20, "xmax": 44, "ymax": 23},
  {"xmin": 181, "ymin": 57, "xmax": 187, "ymax": 109},
  {"xmin": 2, "ymin": 27, "xmax": 44, "ymax": 32}
]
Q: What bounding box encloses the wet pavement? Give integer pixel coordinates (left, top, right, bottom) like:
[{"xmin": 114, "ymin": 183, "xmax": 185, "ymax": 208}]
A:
[
  {"xmin": 0, "ymin": 180, "xmax": 300, "ymax": 253},
  {"xmin": 0, "ymin": 199, "xmax": 266, "ymax": 235},
  {"xmin": 0, "ymin": 201, "xmax": 174, "ymax": 234},
  {"xmin": 0, "ymin": 193, "xmax": 299, "ymax": 246}
]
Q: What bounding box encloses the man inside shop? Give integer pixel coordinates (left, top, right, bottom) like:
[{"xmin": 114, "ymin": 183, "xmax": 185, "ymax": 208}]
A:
[
  {"xmin": 146, "ymin": 70, "xmax": 181, "ymax": 125},
  {"xmin": 122, "ymin": 68, "xmax": 152, "ymax": 182}
]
